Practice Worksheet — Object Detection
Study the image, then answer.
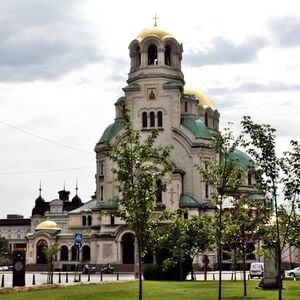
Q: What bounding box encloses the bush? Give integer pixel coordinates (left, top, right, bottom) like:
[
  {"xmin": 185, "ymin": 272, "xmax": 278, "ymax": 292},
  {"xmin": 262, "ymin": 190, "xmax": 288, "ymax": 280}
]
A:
[{"xmin": 143, "ymin": 264, "xmax": 163, "ymax": 280}]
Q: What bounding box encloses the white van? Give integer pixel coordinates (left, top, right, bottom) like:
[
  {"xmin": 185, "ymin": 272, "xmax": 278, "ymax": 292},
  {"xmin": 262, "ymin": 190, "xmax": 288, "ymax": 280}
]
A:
[{"xmin": 249, "ymin": 262, "xmax": 264, "ymax": 279}]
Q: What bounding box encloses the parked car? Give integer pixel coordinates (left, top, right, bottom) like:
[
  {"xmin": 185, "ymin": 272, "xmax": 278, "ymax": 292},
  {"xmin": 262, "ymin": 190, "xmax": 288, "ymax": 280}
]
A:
[
  {"xmin": 249, "ymin": 262, "xmax": 264, "ymax": 279},
  {"xmin": 286, "ymin": 267, "xmax": 300, "ymax": 278}
]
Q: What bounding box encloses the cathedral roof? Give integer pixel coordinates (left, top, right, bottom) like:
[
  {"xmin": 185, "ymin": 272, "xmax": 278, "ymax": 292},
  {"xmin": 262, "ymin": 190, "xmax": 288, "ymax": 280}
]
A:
[
  {"xmin": 227, "ymin": 149, "xmax": 254, "ymax": 170},
  {"xmin": 95, "ymin": 119, "xmax": 124, "ymax": 150},
  {"xmin": 180, "ymin": 194, "xmax": 200, "ymax": 208},
  {"xmin": 136, "ymin": 26, "xmax": 175, "ymax": 42},
  {"xmin": 184, "ymin": 87, "xmax": 216, "ymax": 110},
  {"xmin": 69, "ymin": 199, "xmax": 97, "ymax": 213},
  {"xmin": 181, "ymin": 117, "xmax": 212, "ymax": 140},
  {"xmin": 36, "ymin": 219, "xmax": 61, "ymax": 231}
]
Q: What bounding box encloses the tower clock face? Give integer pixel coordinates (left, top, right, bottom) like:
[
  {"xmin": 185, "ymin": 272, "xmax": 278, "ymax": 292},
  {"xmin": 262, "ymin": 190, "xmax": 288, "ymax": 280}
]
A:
[{"xmin": 14, "ymin": 261, "xmax": 24, "ymax": 271}]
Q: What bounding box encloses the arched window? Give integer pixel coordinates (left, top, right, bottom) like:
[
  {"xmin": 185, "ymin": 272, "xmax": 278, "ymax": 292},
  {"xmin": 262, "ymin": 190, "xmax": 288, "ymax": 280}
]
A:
[
  {"xmin": 142, "ymin": 112, "xmax": 148, "ymax": 128},
  {"xmin": 82, "ymin": 245, "xmax": 91, "ymax": 261},
  {"xmin": 82, "ymin": 215, "xmax": 86, "ymax": 226},
  {"xmin": 111, "ymin": 215, "xmax": 115, "ymax": 225},
  {"xmin": 36, "ymin": 239, "xmax": 48, "ymax": 264},
  {"xmin": 148, "ymin": 44, "xmax": 157, "ymax": 65},
  {"xmin": 204, "ymin": 112, "xmax": 208, "ymax": 126},
  {"xmin": 157, "ymin": 111, "xmax": 163, "ymax": 127},
  {"xmin": 87, "ymin": 215, "xmax": 92, "ymax": 226},
  {"xmin": 60, "ymin": 245, "xmax": 68, "ymax": 261},
  {"xmin": 156, "ymin": 179, "xmax": 163, "ymax": 203},
  {"xmin": 100, "ymin": 186, "xmax": 104, "ymax": 200},
  {"xmin": 184, "ymin": 101, "xmax": 188, "ymax": 112},
  {"xmin": 248, "ymin": 172, "xmax": 252, "ymax": 185},
  {"xmin": 165, "ymin": 45, "xmax": 171, "ymax": 66},
  {"xmin": 71, "ymin": 245, "xmax": 77, "ymax": 261},
  {"xmin": 136, "ymin": 46, "xmax": 141, "ymax": 67},
  {"xmin": 205, "ymin": 184, "xmax": 209, "ymax": 198},
  {"xmin": 150, "ymin": 111, "xmax": 155, "ymax": 127}
]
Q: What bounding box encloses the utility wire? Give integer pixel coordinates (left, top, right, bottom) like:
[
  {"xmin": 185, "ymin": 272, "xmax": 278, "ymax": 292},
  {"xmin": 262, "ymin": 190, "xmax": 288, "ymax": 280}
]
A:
[
  {"xmin": 0, "ymin": 166, "xmax": 94, "ymax": 176},
  {"xmin": 0, "ymin": 120, "xmax": 94, "ymax": 155}
]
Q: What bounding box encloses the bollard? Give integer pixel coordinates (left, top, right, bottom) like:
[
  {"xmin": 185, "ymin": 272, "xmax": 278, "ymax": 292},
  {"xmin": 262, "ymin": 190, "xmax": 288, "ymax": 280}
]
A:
[
  {"xmin": 100, "ymin": 272, "xmax": 103, "ymax": 282},
  {"xmin": 1, "ymin": 274, "xmax": 4, "ymax": 288},
  {"xmin": 231, "ymin": 273, "xmax": 233, "ymax": 280},
  {"xmin": 58, "ymin": 272, "xmax": 61, "ymax": 284},
  {"xmin": 213, "ymin": 273, "xmax": 215, "ymax": 280},
  {"xmin": 248, "ymin": 274, "xmax": 250, "ymax": 280},
  {"xmin": 66, "ymin": 272, "xmax": 68, "ymax": 283},
  {"xmin": 117, "ymin": 273, "xmax": 119, "ymax": 281},
  {"xmin": 79, "ymin": 273, "xmax": 81, "ymax": 282},
  {"xmin": 88, "ymin": 272, "xmax": 90, "ymax": 282},
  {"xmin": 32, "ymin": 273, "xmax": 36, "ymax": 285}
]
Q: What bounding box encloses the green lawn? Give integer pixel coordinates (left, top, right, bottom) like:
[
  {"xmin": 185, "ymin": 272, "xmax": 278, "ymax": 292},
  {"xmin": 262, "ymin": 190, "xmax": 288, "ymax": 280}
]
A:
[{"xmin": 1, "ymin": 280, "xmax": 300, "ymax": 300}]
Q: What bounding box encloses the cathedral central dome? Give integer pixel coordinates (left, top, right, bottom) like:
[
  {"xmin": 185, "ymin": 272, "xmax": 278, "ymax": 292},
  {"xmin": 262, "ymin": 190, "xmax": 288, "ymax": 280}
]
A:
[
  {"xmin": 136, "ymin": 26, "xmax": 175, "ymax": 42},
  {"xmin": 184, "ymin": 87, "xmax": 216, "ymax": 110}
]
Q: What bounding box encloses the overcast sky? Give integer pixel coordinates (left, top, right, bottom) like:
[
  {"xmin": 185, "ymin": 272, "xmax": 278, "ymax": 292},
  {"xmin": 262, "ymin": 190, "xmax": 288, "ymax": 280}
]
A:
[{"xmin": 0, "ymin": 0, "xmax": 299, "ymax": 218}]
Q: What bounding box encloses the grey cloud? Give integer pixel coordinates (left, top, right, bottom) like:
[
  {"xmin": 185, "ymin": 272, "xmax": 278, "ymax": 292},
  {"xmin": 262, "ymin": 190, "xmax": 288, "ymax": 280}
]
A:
[
  {"xmin": 207, "ymin": 81, "xmax": 300, "ymax": 96},
  {"xmin": 183, "ymin": 36, "xmax": 267, "ymax": 66},
  {"xmin": 269, "ymin": 16, "xmax": 300, "ymax": 47},
  {"xmin": 0, "ymin": 0, "xmax": 102, "ymax": 81}
]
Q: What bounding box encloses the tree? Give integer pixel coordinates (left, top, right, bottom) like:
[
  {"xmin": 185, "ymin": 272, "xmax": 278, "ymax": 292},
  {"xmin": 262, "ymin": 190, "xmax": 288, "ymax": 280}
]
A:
[
  {"xmin": 154, "ymin": 211, "xmax": 212, "ymax": 281},
  {"xmin": 222, "ymin": 197, "xmax": 268, "ymax": 296},
  {"xmin": 108, "ymin": 103, "xmax": 173, "ymax": 300},
  {"xmin": 241, "ymin": 117, "xmax": 300, "ymax": 300},
  {"xmin": 0, "ymin": 236, "xmax": 10, "ymax": 266},
  {"xmin": 196, "ymin": 126, "xmax": 242, "ymax": 300},
  {"xmin": 42, "ymin": 243, "xmax": 59, "ymax": 284}
]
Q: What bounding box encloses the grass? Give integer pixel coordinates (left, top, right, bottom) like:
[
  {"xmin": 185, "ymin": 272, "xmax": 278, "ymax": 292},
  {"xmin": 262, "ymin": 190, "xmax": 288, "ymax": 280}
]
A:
[{"xmin": 1, "ymin": 280, "xmax": 300, "ymax": 300}]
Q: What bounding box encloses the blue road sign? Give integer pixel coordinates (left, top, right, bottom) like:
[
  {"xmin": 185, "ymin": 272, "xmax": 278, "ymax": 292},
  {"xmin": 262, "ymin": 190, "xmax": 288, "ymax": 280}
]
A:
[{"xmin": 74, "ymin": 233, "xmax": 83, "ymax": 243}]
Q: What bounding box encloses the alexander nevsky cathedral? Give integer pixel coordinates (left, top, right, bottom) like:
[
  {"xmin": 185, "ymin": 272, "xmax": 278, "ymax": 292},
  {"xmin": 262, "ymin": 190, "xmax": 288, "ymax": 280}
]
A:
[{"xmin": 20, "ymin": 23, "xmax": 268, "ymax": 272}]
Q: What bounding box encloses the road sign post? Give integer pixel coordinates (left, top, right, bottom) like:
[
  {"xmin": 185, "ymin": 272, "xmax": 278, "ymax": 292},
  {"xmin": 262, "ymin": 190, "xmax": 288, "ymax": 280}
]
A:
[{"xmin": 74, "ymin": 234, "xmax": 83, "ymax": 282}]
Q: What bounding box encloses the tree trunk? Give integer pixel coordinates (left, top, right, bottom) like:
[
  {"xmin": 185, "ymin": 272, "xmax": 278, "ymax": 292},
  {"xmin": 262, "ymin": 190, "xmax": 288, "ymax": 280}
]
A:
[
  {"xmin": 138, "ymin": 242, "xmax": 143, "ymax": 300},
  {"xmin": 218, "ymin": 204, "xmax": 222, "ymax": 300},
  {"xmin": 242, "ymin": 238, "xmax": 247, "ymax": 296}
]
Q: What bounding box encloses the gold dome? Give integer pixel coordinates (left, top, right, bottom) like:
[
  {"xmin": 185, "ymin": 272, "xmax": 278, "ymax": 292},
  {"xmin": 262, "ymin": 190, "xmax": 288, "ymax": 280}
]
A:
[
  {"xmin": 184, "ymin": 87, "xmax": 216, "ymax": 110},
  {"xmin": 137, "ymin": 26, "xmax": 175, "ymax": 42},
  {"xmin": 36, "ymin": 220, "xmax": 61, "ymax": 231}
]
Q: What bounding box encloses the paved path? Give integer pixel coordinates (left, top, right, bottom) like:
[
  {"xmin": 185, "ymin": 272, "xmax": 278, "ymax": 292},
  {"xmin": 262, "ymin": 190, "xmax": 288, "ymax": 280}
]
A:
[{"xmin": 0, "ymin": 271, "xmax": 135, "ymax": 289}]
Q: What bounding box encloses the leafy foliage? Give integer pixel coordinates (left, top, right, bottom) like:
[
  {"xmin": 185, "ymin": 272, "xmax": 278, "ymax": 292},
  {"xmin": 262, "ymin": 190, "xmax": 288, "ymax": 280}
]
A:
[{"xmin": 108, "ymin": 102, "xmax": 174, "ymax": 299}]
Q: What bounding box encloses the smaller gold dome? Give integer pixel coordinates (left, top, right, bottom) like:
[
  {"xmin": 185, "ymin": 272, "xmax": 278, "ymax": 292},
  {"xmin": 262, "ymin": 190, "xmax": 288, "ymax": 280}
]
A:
[
  {"xmin": 36, "ymin": 220, "xmax": 61, "ymax": 231},
  {"xmin": 184, "ymin": 87, "xmax": 216, "ymax": 110},
  {"xmin": 137, "ymin": 26, "xmax": 175, "ymax": 42}
]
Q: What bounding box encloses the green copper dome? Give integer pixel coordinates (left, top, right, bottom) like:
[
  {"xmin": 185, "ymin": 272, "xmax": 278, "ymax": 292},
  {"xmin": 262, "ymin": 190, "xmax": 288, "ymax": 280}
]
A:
[
  {"xmin": 181, "ymin": 117, "xmax": 212, "ymax": 140},
  {"xmin": 227, "ymin": 149, "xmax": 254, "ymax": 169},
  {"xmin": 95, "ymin": 119, "xmax": 124, "ymax": 150},
  {"xmin": 180, "ymin": 194, "xmax": 200, "ymax": 208}
]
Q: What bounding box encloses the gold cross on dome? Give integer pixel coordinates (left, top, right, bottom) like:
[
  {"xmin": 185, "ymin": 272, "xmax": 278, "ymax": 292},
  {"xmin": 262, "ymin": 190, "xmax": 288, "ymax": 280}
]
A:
[{"xmin": 153, "ymin": 12, "xmax": 159, "ymax": 27}]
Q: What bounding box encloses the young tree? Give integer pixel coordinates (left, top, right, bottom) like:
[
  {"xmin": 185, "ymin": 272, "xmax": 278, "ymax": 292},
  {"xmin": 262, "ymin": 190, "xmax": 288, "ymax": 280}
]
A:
[
  {"xmin": 0, "ymin": 236, "xmax": 11, "ymax": 266},
  {"xmin": 196, "ymin": 127, "xmax": 242, "ymax": 300},
  {"xmin": 108, "ymin": 103, "xmax": 173, "ymax": 300},
  {"xmin": 154, "ymin": 211, "xmax": 212, "ymax": 281},
  {"xmin": 241, "ymin": 117, "xmax": 300, "ymax": 300},
  {"xmin": 222, "ymin": 197, "xmax": 268, "ymax": 296},
  {"xmin": 42, "ymin": 243, "xmax": 59, "ymax": 284}
]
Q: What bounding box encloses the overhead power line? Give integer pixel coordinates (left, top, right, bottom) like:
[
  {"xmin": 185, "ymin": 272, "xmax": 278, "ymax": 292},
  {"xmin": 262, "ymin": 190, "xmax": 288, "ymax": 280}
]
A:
[
  {"xmin": 0, "ymin": 166, "xmax": 94, "ymax": 176},
  {"xmin": 0, "ymin": 120, "xmax": 94, "ymax": 155}
]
